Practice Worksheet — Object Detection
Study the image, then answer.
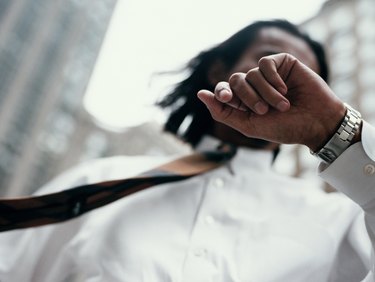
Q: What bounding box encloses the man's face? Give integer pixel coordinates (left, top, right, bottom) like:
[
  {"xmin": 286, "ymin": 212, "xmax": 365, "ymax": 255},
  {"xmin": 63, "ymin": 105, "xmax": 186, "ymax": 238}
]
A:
[
  {"xmin": 230, "ymin": 27, "xmax": 319, "ymax": 75},
  {"xmin": 211, "ymin": 27, "xmax": 320, "ymax": 149}
]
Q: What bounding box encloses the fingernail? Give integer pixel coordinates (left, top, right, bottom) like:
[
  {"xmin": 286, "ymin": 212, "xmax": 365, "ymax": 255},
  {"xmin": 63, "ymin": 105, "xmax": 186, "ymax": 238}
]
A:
[
  {"xmin": 217, "ymin": 88, "xmax": 231, "ymax": 102},
  {"xmin": 254, "ymin": 101, "xmax": 268, "ymax": 115},
  {"xmin": 276, "ymin": 100, "xmax": 289, "ymax": 112}
]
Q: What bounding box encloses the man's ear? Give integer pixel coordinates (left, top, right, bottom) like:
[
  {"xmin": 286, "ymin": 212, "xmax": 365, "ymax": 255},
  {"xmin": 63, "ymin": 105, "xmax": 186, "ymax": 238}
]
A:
[{"xmin": 207, "ymin": 60, "xmax": 228, "ymax": 87}]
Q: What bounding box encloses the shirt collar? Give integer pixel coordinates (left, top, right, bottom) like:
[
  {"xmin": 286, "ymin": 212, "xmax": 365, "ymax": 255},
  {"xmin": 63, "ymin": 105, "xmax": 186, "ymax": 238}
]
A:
[{"xmin": 196, "ymin": 135, "xmax": 274, "ymax": 172}]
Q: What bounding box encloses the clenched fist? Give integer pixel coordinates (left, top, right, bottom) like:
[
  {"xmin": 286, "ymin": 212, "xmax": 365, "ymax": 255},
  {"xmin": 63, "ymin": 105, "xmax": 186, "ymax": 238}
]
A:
[{"xmin": 197, "ymin": 53, "xmax": 347, "ymax": 152}]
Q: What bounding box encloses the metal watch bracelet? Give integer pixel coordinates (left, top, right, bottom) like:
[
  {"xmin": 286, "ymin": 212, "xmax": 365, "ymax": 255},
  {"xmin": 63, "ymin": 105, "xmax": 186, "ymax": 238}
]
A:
[{"xmin": 312, "ymin": 103, "xmax": 362, "ymax": 164}]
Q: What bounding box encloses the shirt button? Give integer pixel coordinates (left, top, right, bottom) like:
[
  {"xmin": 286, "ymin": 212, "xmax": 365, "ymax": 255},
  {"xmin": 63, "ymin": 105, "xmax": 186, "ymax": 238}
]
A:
[
  {"xmin": 193, "ymin": 248, "xmax": 207, "ymax": 257},
  {"xmin": 213, "ymin": 178, "xmax": 224, "ymax": 188},
  {"xmin": 364, "ymin": 164, "xmax": 375, "ymax": 175},
  {"xmin": 204, "ymin": 215, "xmax": 215, "ymax": 225}
]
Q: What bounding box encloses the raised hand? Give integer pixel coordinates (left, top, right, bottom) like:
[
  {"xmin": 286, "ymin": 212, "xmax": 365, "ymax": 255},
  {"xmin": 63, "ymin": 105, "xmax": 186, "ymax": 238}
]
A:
[{"xmin": 197, "ymin": 53, "xmax": 346, "ymax": 152}]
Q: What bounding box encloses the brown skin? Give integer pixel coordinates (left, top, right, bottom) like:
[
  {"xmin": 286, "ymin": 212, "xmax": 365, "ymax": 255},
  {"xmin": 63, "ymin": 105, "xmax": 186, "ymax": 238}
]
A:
[
  {"xmin": 207, "ymin": 27, "xmax": 322, "ymax": 151},
  {"xmin": 199, "ymin": 28, "xmax": 361, "ymax": 152}
]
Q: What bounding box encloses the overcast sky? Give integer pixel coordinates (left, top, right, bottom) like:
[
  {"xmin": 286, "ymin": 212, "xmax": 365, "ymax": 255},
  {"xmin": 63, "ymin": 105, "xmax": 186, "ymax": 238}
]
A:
[{"xmin": 84, "ymin": 0, "xmax": 327, "ymax": 129}]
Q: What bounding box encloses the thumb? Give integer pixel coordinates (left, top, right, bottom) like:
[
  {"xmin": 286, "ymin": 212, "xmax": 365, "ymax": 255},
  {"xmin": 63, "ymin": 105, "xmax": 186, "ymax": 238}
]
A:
[
  {"xmin": 197, "ymin": 90, "xmax": 230, "ymax": 120},
  {"xmin": 197, "ymin": 90, "xmax": 256, "ymax": 137}
]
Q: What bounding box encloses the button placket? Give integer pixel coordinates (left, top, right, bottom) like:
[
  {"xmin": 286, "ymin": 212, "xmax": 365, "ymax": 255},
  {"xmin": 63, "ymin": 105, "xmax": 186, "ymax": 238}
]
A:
[
  {"xmin": 193, "ymin": 248, "xmax": 207, "ymax": 258},
  {"xmin": 181, "ymin": 176, "xmax": 227, "ymax": 278}
]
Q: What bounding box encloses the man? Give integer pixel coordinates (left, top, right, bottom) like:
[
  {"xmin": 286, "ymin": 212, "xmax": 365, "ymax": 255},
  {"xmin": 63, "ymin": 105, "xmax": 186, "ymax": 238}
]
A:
[
  {"xmin": 197, "ymin": 50, "xmax": 375, "ymax": 279},
  {"xmin": 198, "ymin": 51, "xmax": 375, "ymax": 281},
  {"xmin": 0, "ymin": 20, "xmax": 373, "ymax": 281}
]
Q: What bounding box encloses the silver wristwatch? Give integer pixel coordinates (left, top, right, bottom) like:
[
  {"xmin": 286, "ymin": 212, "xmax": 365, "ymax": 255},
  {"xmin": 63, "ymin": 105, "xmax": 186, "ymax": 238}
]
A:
[{"xmin": 312, "ymin": 103, "xmax": 362, "ymax": 164}]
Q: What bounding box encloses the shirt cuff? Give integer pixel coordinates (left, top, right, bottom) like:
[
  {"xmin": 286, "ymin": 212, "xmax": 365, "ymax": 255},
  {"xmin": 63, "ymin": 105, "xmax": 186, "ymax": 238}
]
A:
[
  {"xmin": 319, "ymin": 121, "xmax": 375, "ymax": 210},
  {"xmin": 362, "ymin": 121, "xmax": 375, "ymax": 162}
]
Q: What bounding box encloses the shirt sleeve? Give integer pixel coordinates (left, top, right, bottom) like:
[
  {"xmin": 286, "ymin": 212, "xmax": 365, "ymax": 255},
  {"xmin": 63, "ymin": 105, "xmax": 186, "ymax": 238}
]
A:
[{"xmin": 319, "ymin": 121, "xmax": 375, "ymax": 282}]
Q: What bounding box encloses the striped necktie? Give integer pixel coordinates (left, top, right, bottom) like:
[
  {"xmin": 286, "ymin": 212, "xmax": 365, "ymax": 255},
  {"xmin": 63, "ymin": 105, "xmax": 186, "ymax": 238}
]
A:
[{"xmin": 0, "ymin": 145, "xmax": 236, "ymax": 232}]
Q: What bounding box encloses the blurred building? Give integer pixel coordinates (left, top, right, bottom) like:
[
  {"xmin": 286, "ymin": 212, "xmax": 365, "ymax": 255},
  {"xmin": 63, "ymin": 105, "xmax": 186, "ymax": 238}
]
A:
[
  {"xmin": 0, "ymin": 1, "xmax": 188, "ymax": 197},
  {"xmin": 279, "ymin": 0, "xmax": 375, "ymax": 184},
  {"xmin": 302, "ymin": 0, "xmax": 375, "ymax": 123},
  {"xmin": 0, "ymin": 0, "xmax": 115, "ymax": 196}
]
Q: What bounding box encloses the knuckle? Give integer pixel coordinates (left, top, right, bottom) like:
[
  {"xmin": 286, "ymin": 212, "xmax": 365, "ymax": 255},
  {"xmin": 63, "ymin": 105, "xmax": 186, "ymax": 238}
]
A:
[
  {"xmin": 229, "ymin": 73, "xmax": 243, "ymax": 86},
  {"xmin": 283, "ymin": 53, "xmax": 297, "ymax": 64},
  {"xmin": 245, "ymin": 68, "xmax": 258, "ymax": 80},
  {"xmin": 285, "ymin": 53, "xmax": 296, "ymax": 60},
  {"xmin": 258, "ymin": 56, "xmax": 269, "ymax": 67}
]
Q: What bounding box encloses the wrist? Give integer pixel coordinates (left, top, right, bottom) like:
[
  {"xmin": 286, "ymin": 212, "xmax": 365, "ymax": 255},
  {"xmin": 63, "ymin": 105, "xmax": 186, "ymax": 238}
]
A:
[{"xmin": 311, "ymin": 103, "xmax": 362, "ymax": 164}]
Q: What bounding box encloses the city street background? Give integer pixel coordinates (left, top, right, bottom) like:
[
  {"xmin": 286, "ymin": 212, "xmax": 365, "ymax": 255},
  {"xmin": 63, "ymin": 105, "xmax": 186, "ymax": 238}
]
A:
[{"xmin": 0, "ymin": 0, "xmax": 374, "ymax": 196}]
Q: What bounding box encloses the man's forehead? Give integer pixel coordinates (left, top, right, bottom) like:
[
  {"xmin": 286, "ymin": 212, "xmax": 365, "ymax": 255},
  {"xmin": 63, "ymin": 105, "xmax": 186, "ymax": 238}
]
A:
[{"xmin": 254, "ymin": 27, "xmax": 320, "ymax": 73}]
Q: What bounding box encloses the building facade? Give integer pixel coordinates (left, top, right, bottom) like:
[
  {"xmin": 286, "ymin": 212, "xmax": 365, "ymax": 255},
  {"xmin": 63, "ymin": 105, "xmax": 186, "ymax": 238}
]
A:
[
  {"xmin": 302, "ymin": 0, "xmax": 375, "ymax": 123},
  {"xmin": 0, "ymin": 0, "xmax": 119, "ymax": 196}
]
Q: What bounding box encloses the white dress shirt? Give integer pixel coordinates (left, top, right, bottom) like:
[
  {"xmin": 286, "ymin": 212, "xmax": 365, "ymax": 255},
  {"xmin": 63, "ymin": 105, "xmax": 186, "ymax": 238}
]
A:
[{"xmin": 0, "ymin": 122, "xmax": 374, "ymax": 282}]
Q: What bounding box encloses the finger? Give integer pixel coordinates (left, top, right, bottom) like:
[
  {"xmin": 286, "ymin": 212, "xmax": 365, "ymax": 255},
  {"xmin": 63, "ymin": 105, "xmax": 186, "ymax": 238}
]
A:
[
  {"xmin": 215, "ymin": 82, "xmax": 232, "ymax": 103},
  {"xmin": 258, "ymin": 56, "xmax": 288, "ymax": 95},
  {"xmin": 214, "ymin": 82, "xmax": 248, "ymax": 111},
  {"xmin": 197, "ymin": 90, "xmax": 234, "ymax": 120},
  {"xmin": 246, "ymin": 67, "xmax": 290, "ymax": 112},
  {"xmin": 197, "ymin": 90, "xmax": 256, "ymax": 136},
  {"xmin": 229, "ymin": 72, "xmax": 269, "ymax": 115}
]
